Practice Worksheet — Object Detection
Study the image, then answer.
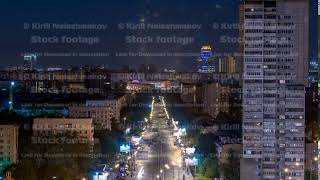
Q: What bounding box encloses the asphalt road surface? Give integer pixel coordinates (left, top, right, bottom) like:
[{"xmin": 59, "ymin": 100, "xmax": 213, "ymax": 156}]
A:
[{"xmin": 128, "ymin": 100, "xmax": 193, "ymax": 180}]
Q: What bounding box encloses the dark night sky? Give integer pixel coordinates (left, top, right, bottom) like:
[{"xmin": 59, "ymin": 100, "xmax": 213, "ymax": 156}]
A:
[{"xmin": 0, "ymin": 0, "xmax": 317, "ymax": 71}]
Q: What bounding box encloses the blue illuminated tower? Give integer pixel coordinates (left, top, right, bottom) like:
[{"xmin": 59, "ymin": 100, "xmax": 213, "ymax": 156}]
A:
[
  {"xmin": 23, "ymin": 54, "xmax": 37, "ymax": 70},
  {"xmin": 197, "ymin": 45, "xmax": 214, "ymax": 73}
]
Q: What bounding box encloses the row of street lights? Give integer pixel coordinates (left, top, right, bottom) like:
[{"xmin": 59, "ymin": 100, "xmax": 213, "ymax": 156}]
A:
[
  {"xmin": 116, "ymin": 96, "xmax": 156, "ymax": 179},
  {"xmin": 160, "ymin": 96, "xmax": 199, "ymax": 180}
]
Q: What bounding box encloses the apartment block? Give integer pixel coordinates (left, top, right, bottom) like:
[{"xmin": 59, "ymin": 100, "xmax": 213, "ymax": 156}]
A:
[
  {"xmin": 33, "ymin": 118, "xmax": 94, "ymax": 140},
  {"xmin": 0, "ymin": 125, "xmax": 18, "ymax": 174},
  {"xmin": 241, "ymin": 0, "xmax": 308, "ymax": 179}
]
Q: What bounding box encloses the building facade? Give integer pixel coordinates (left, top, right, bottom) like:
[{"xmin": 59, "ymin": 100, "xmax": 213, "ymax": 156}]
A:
[
  {"xmin": 218, "ymin": 56, "xmax": 237, "ymax": 74},
  {"xmin": 241, "ymin": 0, "xmax": 308, "ymax": 179},
  {"xmin": 33, "ymin": 118, "xmax": 94, "ymax": 140},
  {"xmin": 86, "ymin": 96, "xmax": 126, "ymax": 121},
  {"xmin": 69, "ymin": 104, "xmax": 113, "ymax": 130},
  {"xmin": 0, "ymin": 125, "xmax": 18, "ymax": 174},
  {"xmin": 204, "ymin": 83, "xmax": 230, "ymax": 118}
]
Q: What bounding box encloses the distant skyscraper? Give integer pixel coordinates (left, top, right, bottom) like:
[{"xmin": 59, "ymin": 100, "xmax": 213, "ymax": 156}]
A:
[
  {"xmin": 197, "ymin": 45, "xmax": 215, "ymax": 73},
  {"xmin": 241, "ymin": 0, "xmax": 309, "ymax": 180},
  {"xmin": 23, "ymin": 54, "xmax": 37, "ymax": 70},
  {"xmin": 307, "ymin": 58, "xmax": 318, "ymax": 85},
  {"xmin": 218, "ymin": 56, "xmax": 236, "ymax": 74}
]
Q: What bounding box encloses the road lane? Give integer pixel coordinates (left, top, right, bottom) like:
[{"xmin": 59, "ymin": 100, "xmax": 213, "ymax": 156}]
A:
[{"xmin": 129, "ymin": 100, "xmax": 193, "ymax": 180}]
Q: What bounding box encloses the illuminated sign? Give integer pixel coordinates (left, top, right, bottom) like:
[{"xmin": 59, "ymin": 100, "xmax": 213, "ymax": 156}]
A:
[
  {"xmin": 131, "ymin": 136, "xmax": 142, "ymax": 145},
  {"xmin": 186, "ymin": 147, "xmax": 196, "ymax": 155},
  {"xmin": 120, "ymin": 144, "xmax": 130, "ymax": 153}
]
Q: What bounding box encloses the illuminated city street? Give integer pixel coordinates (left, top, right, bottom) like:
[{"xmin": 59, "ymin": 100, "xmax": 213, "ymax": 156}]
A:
[{"xmin": 124, "ymin": 96, "xmax": 193, "ymax": 180}]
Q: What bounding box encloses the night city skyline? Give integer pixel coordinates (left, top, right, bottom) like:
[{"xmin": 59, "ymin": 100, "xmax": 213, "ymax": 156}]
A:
[
  {"xmin": 0, "ymin": 0, "xmax": 315, "ymax": 71},
  {"xmin": 0, "ymin": 0, "xmax": 317, "ymax": 70},
  {"xmin": 0, "ymin": 1, "xmax": 318, "ymax": 180}
]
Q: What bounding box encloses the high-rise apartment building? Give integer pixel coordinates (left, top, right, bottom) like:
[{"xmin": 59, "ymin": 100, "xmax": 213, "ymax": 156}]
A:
[{"xmin": 241, "ymin": 0, "xmax": 308, "ymax": 180}]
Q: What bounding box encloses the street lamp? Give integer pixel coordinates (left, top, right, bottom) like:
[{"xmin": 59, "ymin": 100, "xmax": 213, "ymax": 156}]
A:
[
  {"xmin": 193, "ymin": 157, "xmax": 199, "ymax": 176},
  {"xmin": 310, "ymin": 156, "xmax": 318, "ymax": 180},
  {"xmin": 160, "ymin": 169, "xmax": 164, "ymax": 179},
  {"xmin": 171, "ymin": 161, "xmax": 176, "ymax": 179},
  {"xmin": 123, "ymin": 117, "xmax": 127, "ymax": 126},
  {"xmin": 9, "ymin": 81, "xmax": 14, "ymax": 110}
]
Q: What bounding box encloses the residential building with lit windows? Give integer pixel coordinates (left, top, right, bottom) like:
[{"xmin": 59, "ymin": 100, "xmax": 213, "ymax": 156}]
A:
[
  {"xmin": 218, "ymin": 56, "xmax": 237, "ymax": 74},
  {"xmin": 85, "ymin": 97, "xmax": 124, "ymax": 121},
  {"xmin": 69, "ymin": 95, "xmax": 127, "ymax": 130},
  {"xmin": 69, "ymin": 104, "xmax": 113, "ymax": 130},
  {"xmin": 241, "ymin": 0, "xmax": 308, "ymax": 179},
  {"xmin": 32, "ymin": 118, "xmax": 94, "ymax": 140},
  {"xmin": 0, "ymin": 125, "xmax": 18, "ymax": 174}
]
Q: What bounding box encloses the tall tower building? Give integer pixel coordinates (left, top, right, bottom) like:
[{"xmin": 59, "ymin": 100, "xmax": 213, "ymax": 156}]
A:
[
  {"xmin": 197, "ymin": 45, "xmax": 215, "ymax": 73},
  {"xmin": 218, "ymin": 56, "xmax": 236, "ymax": 74},
  {"xmin": 241, "ymin": 0, "xmax": 309, "ymax": 180},
  {"xmin": 23, "ymin": 54, "xmax": 37, "ymax": 70}
]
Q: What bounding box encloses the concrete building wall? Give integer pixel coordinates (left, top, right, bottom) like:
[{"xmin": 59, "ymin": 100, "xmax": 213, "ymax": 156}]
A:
[
  {"xmin": 69, "ymin": 105, "xmax": 112, "ymax": 130},
  {"xmin": 204, "ymin": 83, "xmax": 230, "ymax": 118},
  {"xmin": 33, "ymin": 118, "xmax": 94, "ymax": 140},
  {"xmin": 241, "ymin": 0, "xmax": 308, "ymax": 179},
  {"xmin": 0, "ymin": 125, "xmax": 18, "ymax": 173}
]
